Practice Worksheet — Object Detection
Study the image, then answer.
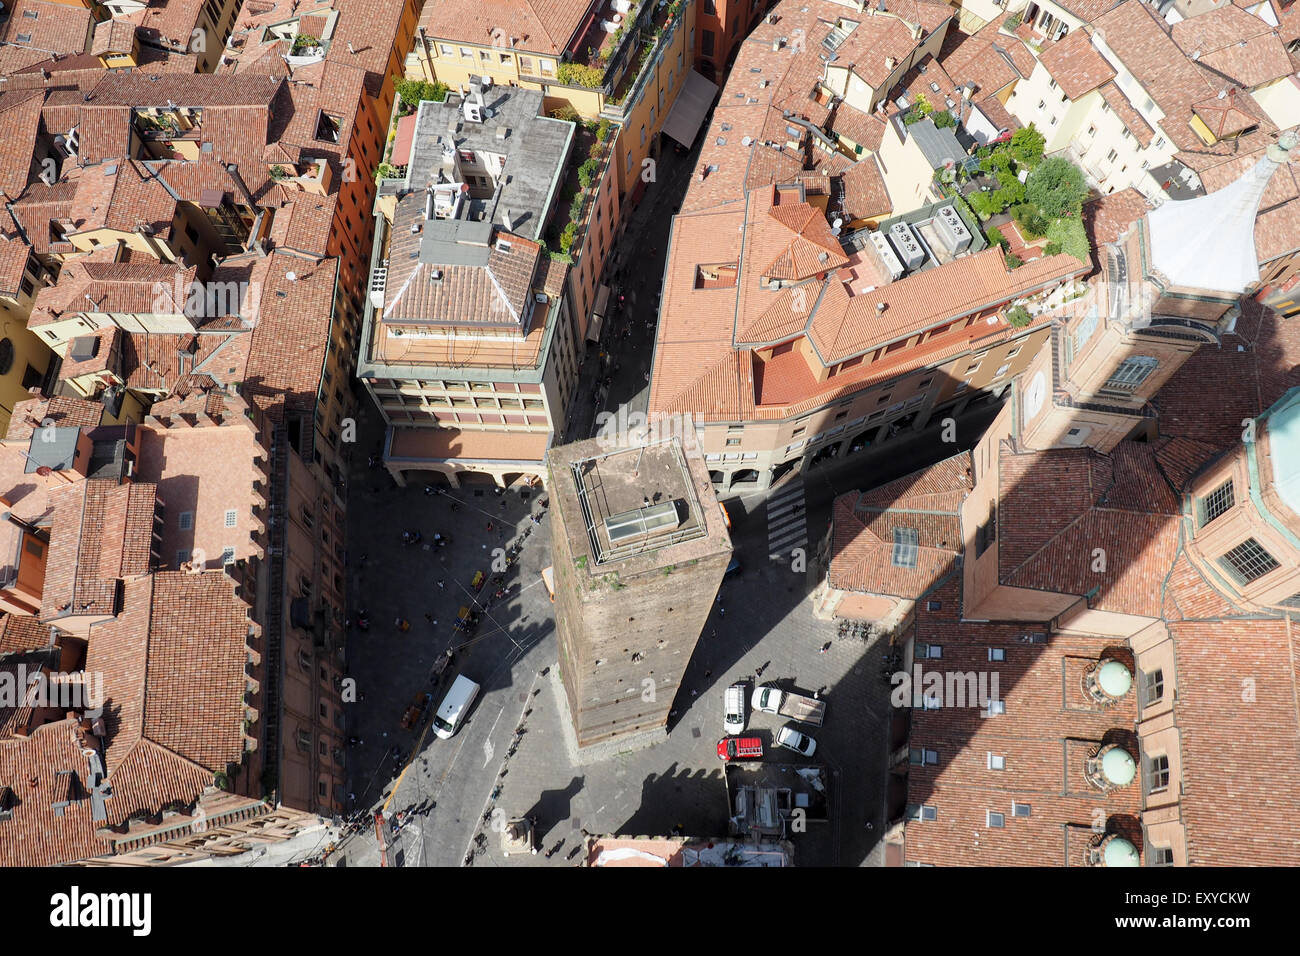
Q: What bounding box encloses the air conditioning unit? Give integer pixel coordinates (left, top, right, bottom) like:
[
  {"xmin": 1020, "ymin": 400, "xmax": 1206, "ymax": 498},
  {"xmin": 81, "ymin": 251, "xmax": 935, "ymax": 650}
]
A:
[
  {"xmin": 887, "ymin": 222, "xmax": 925, "ymax": 269},
  {"xmin": 932, "ymin": 204, "xmax": 971, "ymax": 253}
]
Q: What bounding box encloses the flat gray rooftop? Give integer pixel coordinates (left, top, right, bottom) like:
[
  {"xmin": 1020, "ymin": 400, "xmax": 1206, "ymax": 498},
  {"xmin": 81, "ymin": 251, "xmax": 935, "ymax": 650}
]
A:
[{"xmin": 405, "ymin": 87, "xmax": 572, "ymax": 242}]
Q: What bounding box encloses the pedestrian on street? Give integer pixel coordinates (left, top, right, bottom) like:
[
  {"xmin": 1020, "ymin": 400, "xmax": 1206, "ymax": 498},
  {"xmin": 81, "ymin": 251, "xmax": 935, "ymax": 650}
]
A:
[
  {"xmin": 396, "ymin": 618, "xmax": 411, "ymax": 632},
  {"xmin": 437, "ymin": 580, "xmax": 445, "ymax": 590},
  {"xmin": 718, "ymin": 607, "xmax": 725, "ymax": 618},
  {"xmin": 704, "ymin": 670, "xmax": 712, "ymax": 679},
  {"xmin": 424, "ymin": 612, "xmax": 433, "ymax": 623},
  {"xmin": 820, "ymin": 641, "xmax": 832, "ymax": 654}
]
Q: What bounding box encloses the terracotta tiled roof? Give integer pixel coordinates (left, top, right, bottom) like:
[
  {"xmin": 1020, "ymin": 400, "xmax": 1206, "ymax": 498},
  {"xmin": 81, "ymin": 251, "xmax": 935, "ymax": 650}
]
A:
[
  {"xmin": 1192, "ymin": 93, "xmax": 1258, "ymax": 140},
  {"xmin": 7, "ymin": 175, "xmax": 78, "ymax": 255},
  {"xmin": 0, "ymin": 233, "xmax": 32, "ymax": 299},
  {"xmin": 1037, "ymin": 29, "xmax": 1115, "ymax": 101},
  {"xmin": 4, "ymin": 396, "xmax": 102, "ymax": 441},
  {"xmin": 0, "ymin": 90, "xmax": 45, "ymax": 201},
  {"xmin": 1170, "ymin": 4, "xmax": 1292, "ymax": 89},
  {"xmin": 232, "ymin": 250, "xmax": 338, "ymax": 419},
  {"xmin": 829, "ymin": 104, "xmax": 887, "ymax": 153},
  {"xmin": 388, "ymin": 427, "xmax": 552, "ymax": 462},
  {"xmin": 0, "ymin": 0, "xmax": 93, "ymax": 58},
  {"xmin": 69, "ymin": 159, "xmax": 179, "ymax": 240},
  {"xmin": 418, "ymin": 0, "xmax": 592, "ymax": 56},
  {"xmin": 996, "ymin": 440, "xmax": 1182, "ymax": 617},
  {"xmin": 903, "ymin": 576, "xmax": 1143, "ymax": 866},
  {"xmin": 40, "ymin": 478, "xmax": 158, "ymax": 623},
  {"xmin": 1094, "ymin": 1, "xmax": 1221, "ymax": 152},
  {"xmin": 828, "ymin": 453, "xmax": 971, "ymax": 598},
  {"xmin": 0, "ymin": 615, "xmax": 53, "ymax": 655},
  {"xmin": 1170, "ymin": 618, "xmax": 1300, "ymax": 865},
  {"xmin": 86, "ymin": 572, "xmax": 253, "ymax": 825},
  {"xmin": 31, "ymin": 251, "xmax": 196, "ymax": 327},
  {"xmin": 0, "ymin": 720, "xmax": 115, "ymax": 865},
  {"xmin": 91, "ymin": 18, "xmax": 137, "ymax": 57},
  {"xmin": 1097, "ymin": 81, "xmax": 1155, "ymax": 149}
]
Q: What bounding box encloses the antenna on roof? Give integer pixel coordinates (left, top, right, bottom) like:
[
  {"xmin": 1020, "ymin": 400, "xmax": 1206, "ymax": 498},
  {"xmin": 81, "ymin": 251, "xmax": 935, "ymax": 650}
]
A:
[{"xmin": 285, "ymin": 271, "xmax": 297, "ymax": 282}]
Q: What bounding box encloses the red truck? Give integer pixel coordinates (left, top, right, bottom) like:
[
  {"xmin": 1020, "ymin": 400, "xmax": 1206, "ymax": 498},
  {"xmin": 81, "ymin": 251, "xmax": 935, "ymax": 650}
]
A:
[{"xmin": 716, "ymin": 737, "xmax": 763, "ymax": 761}]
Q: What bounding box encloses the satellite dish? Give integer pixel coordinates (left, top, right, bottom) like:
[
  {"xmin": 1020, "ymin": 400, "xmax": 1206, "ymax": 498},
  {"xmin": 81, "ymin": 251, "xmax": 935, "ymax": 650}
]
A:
[
  {"xmin": 36, "ymin": 466, "xmax": 52, "ymax": 477},
  {"xmin": 832, "ymin": 217, "xmax": 843, "ymax": 229}
]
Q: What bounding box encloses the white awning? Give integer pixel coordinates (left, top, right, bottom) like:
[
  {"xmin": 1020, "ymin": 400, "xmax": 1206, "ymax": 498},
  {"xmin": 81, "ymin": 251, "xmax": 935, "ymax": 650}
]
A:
[{"xmin": 661, "ymin": 70, "xmax": 719, "ymax": 149}]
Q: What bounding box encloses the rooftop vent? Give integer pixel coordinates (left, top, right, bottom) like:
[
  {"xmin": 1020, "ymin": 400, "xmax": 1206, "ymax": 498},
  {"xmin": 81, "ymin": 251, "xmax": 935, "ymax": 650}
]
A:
[{"xmin": 68, "ymin": 335, "xmax": 99, "ymax": 362}]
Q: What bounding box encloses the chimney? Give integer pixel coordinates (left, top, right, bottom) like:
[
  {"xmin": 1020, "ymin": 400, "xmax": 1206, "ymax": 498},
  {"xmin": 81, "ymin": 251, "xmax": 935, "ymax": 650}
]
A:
[
  {"xmin": 885, "ymin": 56, "xmax": 896, "ymax": 71},
  {"xmin": 503, "ymin": 208, "xmax": 515, "ymax": 232},
  {"xmin": 347, "ymin": 42, "xmax": 355, "ymax": 54}
]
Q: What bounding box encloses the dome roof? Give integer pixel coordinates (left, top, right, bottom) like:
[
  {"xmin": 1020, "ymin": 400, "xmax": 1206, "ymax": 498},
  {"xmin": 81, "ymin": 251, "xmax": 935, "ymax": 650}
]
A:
[
  {"xmin": 1104, "ymin": 836, "xmax": 1140, "ymax": 867},
  {"xmin": 1102, "ymin": 747, "xmax": 1136, "ymax": 786},
  {"xmin": 1097, "ymin": 660, "xmax": 1132, "ymax": 698},
  {"xmin": 1266, "ymin": 386, "xmax": 1300, "ymax": 519}
]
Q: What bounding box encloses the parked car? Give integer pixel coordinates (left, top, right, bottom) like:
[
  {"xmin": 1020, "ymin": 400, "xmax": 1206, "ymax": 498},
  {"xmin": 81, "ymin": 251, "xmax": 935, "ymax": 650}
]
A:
[
  {"xmin": 775, "ymin": 724, "xmax": 817, "ymax": 757},
  {"xmin": 716, "ymin": 736, "xmax": 763, "ymax": 761},
  {"xmin": 724, "ymin": 681, "xmax": 747, "ymax": 734}
]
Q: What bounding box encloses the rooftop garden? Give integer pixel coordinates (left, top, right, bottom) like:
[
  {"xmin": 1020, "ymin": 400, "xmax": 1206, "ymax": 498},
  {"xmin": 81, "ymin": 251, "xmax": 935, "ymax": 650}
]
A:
[
  {"xmin": 394, "ymin": 78, "xmax": 449, "ymax": 116},
  {"xmin": 559, "ymin": 0, "xmax": 684, "ymax": 109},
  {"xmin": 543, "ymin": 118, "xmax": 615, "ymax": 261},
  {"xmin": 943, "ymin": 126, "xmax": 1091, "ymax": 267},
  {"xmin": 903, "ymin": 94, "xmax": 956, "ymax": 129}
]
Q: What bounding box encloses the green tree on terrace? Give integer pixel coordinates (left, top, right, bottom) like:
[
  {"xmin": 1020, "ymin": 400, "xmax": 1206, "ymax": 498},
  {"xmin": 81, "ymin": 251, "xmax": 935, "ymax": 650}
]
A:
[{"xmin": 1025, "ymin": 156, "xmax": 1088, "ymax": 218}]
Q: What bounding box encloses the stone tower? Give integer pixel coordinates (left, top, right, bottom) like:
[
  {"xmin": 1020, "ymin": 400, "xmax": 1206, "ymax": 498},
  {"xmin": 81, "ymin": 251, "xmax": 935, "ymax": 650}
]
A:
[
  {"xmin": 1018, "ymin": 131, "xmax": 1298, "ymax": 454},
  {"xmin": 546, "ymin": 425, "xmax": 732, "ymax": 752}
]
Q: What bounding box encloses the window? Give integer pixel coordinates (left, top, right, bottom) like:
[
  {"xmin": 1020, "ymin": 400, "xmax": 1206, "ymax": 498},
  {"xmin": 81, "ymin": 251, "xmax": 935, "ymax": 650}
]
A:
[
  {"xmin": 985, "ymin": 700, "xmax": 1005, "ymax": 717},
  {"xmin": 1149, "ymin": 846, "xmax": 1174, "ymax": 866},
  {"xmin": 891, "ymin": 527, "xmax": 919, "ymax": 567},
  {"xmin": 1037, "ymin": 99, "xmax": 1045, "ymax": 110},
  {"xmin": 1106, "ymin": 149, "xmax": 1118, "ymax": 162},
  {"xmin": 906, "ymin": 804, "xmax": 938, "ymax": 821},
  {"xmin": 988, "ymin": 648, "xmax": 1004, "ymax": 662},
  {"xmin": 221, "ymin": 547, "xmax": 236, "ymax": 565},
  {"xmin": 1103, "ymin": 355, "xmax": 1157, "ymax": 392},
  {"xmin": 178, "ymin": 511, "xmax": 194, "ymax": 530},
  {"xmin": 1147, "ymin": 754, "xmax": 1170, "ymax": 792},
  {"xmin": 792, "ymin": 425, "xmax": 805, "ymax": 437},
  {"xmin": 1218, "ymin": 538, "xmax": 1279, "ymax": 584},
  {"xmin": 995, "ymin": 363, "xmax": 1011, "ymax": 377},
  {"xmin": 725, "ymin": 437, "xmax": 741, "ymax": 446},
  {"xmin": 1086, "ymin": 124, "xmax": 1096, "ymax": 137},
  {"xmin": 640, "ymin": 125, "xmax": 646, "ymax": 147},
  {"xmin": 702, "ymin": 29, "xmax": 715, "ymax": 57},
  {"xmin": 915, "ymin": 643, "xmax": 942, "ymax": 660},
  {"xmin": 315, "ymin": 111, "xmax": 342, "ymax": 143},
  {"xmin": 1142, "ymin": 668, "xmax": 1164, "ymax": 706},
  {"xmin": 987, "ymin": 753, "xmax": 1006, "ymax": 770},
  {"xmin": 910, "ymin": 748, "xmax": 938, "ymax": 765},
  {"xmin": 176, "ymin": 550, "xmax": 191, "ymax": 565},
  {"xmin": 1197, "ymin": 480, "xmax": 1234, "ymax": 526},
  {"xmin": 224, "ymin": 509, "xmax": 238, "ymax": 528},
  {"xmin": 987, "ymin": 811, "xmax": 1005, "ymax": 828},
  {"xmin": 1012, "ymin": 802, "xmax": 1031, "ymax": 818},
  {"xmin": 518, "ymin": 55, "xmax": 535, "ymax": 74}
]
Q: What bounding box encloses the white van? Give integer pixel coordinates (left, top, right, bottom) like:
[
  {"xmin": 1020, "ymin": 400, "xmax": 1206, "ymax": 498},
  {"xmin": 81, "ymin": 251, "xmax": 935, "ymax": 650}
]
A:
[
  {"xmin": 432, "ymin": 674, "xmax": 480, "ymax": 739},
  {"xmin": 724, "ymin": 682, "xmax": 747, "ymax": 734}
]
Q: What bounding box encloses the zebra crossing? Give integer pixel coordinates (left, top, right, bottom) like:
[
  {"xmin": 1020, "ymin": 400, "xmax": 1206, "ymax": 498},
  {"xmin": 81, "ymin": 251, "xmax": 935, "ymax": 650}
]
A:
[{"xmin": 766, "ymin": 480, "xmax": 808, "ymax": 559}]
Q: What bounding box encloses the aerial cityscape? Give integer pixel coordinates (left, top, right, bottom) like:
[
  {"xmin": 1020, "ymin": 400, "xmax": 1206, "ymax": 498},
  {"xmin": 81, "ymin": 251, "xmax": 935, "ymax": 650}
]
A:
[{"xmin": 0, "ymin": 0, "xmax": 1296, "ymax": 888}]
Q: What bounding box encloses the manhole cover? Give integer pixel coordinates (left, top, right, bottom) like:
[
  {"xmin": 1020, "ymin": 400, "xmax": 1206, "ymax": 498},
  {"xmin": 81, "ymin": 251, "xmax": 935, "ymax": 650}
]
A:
[
  {"xmin": 518, "ymin": 693, "xmax": 527, "ymax": 702},
  {"xmin": 571, "ymin": 818, "xmax": 582, "ymax": 830},
  {"xmin": 691, "ymin": 726, "xmax": 701, "ymax": 738}
]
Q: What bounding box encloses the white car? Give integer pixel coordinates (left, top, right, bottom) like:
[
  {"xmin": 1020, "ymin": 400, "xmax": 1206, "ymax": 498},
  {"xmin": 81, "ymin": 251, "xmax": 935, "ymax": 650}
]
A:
[
  {"xmin": 776, "ymin": 724, "xmax": 817, "ymax": 758},
  {"xmin": 724, "ymin": 682, "xmax": 747, "ymax": 734},
  {"xmin": 752, "ymin": 685, "xmax": 782, "ymax": 715}
]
